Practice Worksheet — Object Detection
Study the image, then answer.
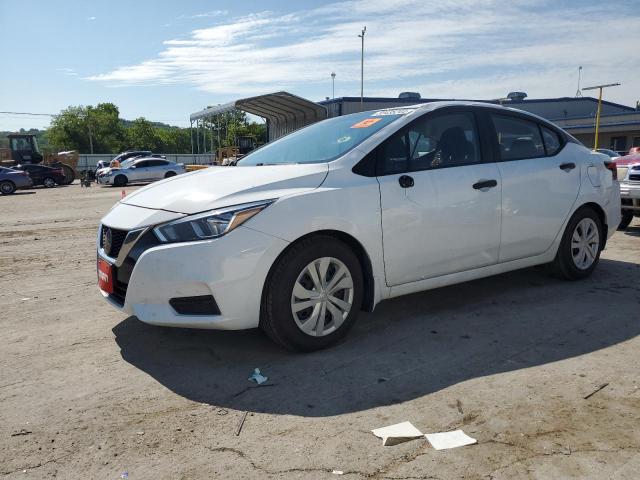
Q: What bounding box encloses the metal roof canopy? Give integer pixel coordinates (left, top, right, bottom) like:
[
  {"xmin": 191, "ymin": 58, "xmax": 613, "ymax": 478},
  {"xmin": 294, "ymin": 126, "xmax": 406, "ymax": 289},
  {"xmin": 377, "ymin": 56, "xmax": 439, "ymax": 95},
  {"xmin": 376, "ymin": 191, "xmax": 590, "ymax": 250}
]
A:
[{"xmin": 190, "ymin": 91, "xmax": 327, "ymax": 142}]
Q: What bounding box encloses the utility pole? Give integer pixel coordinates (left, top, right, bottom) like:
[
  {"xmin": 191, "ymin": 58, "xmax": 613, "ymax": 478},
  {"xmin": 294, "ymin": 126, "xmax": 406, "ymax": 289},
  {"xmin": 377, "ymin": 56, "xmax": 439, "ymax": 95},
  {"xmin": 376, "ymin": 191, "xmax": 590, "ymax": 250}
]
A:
[
  {"xmin": 331, "ymin": 72, "xmax": 336, "ymax": 99},
  {"xmin": 582, "ymin": 82, "xmax": 620, "ymax": 150},
  {"xmin": 83, "ymin": 108, "xmax": 94, "ymax": 154},
  {"xmin": 575, "ymin": 66, "xmax": 583, "ymax": 97},
  {"xmin": 358, "ymin": 26, "xmax": 366, "ymax": 111}
]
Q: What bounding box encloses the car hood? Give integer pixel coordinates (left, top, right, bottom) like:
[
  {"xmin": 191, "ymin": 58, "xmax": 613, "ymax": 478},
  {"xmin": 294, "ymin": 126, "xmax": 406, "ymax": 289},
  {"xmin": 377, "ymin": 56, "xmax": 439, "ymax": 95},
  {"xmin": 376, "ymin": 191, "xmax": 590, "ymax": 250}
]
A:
[{"xmin": 121, "ymin": 163, "xmax": 329, "ymax": 214}]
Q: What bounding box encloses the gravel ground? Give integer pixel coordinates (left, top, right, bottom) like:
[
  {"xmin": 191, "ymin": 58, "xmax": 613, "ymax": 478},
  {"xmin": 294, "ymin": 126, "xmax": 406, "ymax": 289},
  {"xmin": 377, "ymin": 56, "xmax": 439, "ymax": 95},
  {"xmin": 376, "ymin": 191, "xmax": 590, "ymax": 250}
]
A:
[{"xmin": 1, "ymin": 183, "xmax": 639, "ymax": 479}]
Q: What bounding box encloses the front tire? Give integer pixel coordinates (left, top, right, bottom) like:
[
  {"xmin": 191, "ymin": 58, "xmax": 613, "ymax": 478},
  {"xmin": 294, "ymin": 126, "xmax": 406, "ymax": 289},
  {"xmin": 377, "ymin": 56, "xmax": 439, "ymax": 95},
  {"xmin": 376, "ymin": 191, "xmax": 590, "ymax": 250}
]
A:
[
  {"xmin": 548, "ymin": 206, "xmax": 603, "ymax": 280},
  {"xmin": 261, "ymin": 236, "xmax": 363, "ymax": 351},
  {"xmin": 42, "ymin": 177, "xmax": 56, "ymax": 188},
  {"xmin": 164, "ymin": 171, "xmax": 176, "ymax": 179},
  {"xmin": 113, "ymin": 175, "xmax": 127, "ymax": 187},
  {"xmin": 0, "ymin": 180, "xmax": 16, "ymax": 195},
  {"xmin": 618, "ymin": 212, "xmax": 633, "ymax": 230}
]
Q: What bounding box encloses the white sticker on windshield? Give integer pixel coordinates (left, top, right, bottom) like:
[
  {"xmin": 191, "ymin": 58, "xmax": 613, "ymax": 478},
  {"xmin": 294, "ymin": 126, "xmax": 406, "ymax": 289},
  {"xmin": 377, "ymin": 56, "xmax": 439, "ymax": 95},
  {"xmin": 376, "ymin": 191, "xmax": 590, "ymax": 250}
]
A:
[
  {"xmin": 372, "ymin": 108, "xmax": 417, "ymax": 116},
  {"xmin": 337, "ymin": 135, "xmax": 351, "ymax": 143}
]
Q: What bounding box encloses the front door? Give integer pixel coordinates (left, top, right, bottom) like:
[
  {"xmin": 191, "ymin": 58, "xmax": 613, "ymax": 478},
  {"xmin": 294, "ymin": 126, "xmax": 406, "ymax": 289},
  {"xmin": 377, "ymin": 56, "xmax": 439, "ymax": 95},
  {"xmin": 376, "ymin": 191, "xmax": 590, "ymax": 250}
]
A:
[
  {"xmin": 130, "ymin": 161, "xmax": 150, "ymax": 182},
  {"xmin": 378, "ymin": 109, "xmax": 502, "ymax": 286}
]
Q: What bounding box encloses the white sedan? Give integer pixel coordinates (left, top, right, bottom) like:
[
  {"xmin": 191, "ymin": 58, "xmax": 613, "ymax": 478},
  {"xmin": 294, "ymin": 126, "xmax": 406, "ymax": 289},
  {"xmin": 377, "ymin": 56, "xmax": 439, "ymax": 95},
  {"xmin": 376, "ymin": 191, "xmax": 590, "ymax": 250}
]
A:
[
  {"xmin": 96, "ymin": 101, "xmax": 620, "ymax": 351},
  {"xmin": 97, "ymin": 157, "xmax": 185, "ymax": 186}
]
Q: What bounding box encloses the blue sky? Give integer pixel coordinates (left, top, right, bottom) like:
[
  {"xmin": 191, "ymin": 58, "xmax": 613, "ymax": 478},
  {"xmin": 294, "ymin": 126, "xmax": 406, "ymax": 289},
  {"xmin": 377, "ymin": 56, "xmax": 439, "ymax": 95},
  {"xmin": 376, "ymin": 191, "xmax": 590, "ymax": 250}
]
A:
[{"xmin": 1, "ymin": 0, "xmax": 639, "ymax": 131}]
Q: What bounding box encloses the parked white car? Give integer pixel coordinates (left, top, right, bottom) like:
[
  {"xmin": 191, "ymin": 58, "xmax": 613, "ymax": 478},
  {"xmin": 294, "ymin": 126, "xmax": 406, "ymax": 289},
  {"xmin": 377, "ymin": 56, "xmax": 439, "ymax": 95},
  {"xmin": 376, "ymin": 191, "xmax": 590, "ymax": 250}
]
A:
[
  {"xmin": 97, "ymin": 157, "xmax": 185, "ymax": 186},
  {"xmin": 97, "ymin": 102, "xmax": 620, "ymax": 351}
]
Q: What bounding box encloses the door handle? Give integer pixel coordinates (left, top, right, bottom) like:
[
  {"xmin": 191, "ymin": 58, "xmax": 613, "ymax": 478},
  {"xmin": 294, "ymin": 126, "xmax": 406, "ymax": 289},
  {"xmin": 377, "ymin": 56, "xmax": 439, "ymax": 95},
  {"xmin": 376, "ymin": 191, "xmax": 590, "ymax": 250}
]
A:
[
  {"xmin": 559, "ymin": 162, "xmax": 576, "ymax": 171},
  {"xmin": 399, "ymin": 175, "xmax": 414, "ymax": 188},
  {"xmin": 472, "ymin": 179, "xmax": 497, "ymax": 190}
]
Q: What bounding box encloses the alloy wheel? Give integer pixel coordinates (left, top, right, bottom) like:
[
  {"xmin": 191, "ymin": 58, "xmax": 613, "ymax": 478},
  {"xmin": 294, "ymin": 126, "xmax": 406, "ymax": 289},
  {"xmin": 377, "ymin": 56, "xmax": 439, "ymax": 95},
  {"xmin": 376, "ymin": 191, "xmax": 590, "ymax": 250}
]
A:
[
  {"xmin": 291, "ymin": 257, "xmax": 354, "ymax": 337},
  {"xmin": 1, "ymin": 181, "xmax": 15, "ymax": 194},
  {"xmin": 43, "ymin": 178, "xmax": 55, "ymax": 188},
  {"xmin": 571, "ymin": 218, "xmax": 599, "ymax": 270}
]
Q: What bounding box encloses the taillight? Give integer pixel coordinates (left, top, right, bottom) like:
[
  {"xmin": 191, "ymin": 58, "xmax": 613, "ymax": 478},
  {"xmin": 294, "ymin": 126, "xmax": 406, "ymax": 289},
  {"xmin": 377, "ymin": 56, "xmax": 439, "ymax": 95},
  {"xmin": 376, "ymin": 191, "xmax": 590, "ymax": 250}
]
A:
[{"xmin": 605, "ymin": 161, "xmax": 617, "ymax": 180}]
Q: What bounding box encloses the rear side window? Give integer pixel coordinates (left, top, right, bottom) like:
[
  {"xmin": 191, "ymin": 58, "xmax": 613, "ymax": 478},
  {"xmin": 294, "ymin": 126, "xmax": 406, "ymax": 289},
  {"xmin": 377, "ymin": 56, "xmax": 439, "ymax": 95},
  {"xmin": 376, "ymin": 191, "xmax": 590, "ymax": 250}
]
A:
[
  {"xmin": 541, "ymin": 126, "xmax": 562, "ymax": 156},
  {"xmin": 379, "ymin": 111, "xmax": 481, "ymax": 175},
  {"xmin": 491, "ymin": 115, "xmax": 545, "ymax": 161}
]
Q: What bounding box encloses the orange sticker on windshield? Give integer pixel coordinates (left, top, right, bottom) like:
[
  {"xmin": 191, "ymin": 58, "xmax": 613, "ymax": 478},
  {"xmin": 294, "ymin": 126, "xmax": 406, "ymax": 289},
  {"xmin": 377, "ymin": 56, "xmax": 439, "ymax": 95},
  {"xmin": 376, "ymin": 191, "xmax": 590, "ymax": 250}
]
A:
[{"xmin": 351, "ymin": 118, "xmax": 382, "ymax": 129}]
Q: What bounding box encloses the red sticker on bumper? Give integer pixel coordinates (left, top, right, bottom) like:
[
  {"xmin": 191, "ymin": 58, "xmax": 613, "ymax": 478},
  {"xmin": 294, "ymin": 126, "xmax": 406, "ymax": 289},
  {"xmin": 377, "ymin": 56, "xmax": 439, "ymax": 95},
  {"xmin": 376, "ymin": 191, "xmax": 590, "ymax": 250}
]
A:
[{"xmin": 97, "ymin": 258, "xmax": 114, "ymax": 294}]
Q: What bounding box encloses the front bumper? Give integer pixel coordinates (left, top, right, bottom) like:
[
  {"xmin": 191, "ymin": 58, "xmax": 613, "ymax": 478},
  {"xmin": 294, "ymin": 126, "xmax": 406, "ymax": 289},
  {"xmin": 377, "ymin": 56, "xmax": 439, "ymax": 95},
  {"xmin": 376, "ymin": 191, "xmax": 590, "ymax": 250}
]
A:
[
  {"xmin": 98, "ymin": 224, "xmax": 288, "ymax": 330},
  {"xmin": 620, "ymin": 181, "xmax": 640, "ymax": 212},
  {"xmin": 97, "ymin": 175, "xmax": 113, "ymax": 185}
]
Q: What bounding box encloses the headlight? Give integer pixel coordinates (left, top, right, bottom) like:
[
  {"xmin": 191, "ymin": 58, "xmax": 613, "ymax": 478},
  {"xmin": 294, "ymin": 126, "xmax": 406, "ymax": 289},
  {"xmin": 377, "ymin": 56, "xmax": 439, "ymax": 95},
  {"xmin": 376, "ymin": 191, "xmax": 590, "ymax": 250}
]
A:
[{"xmin": 153, "ymin": 200, "xmax": 275, "ymax": 243}]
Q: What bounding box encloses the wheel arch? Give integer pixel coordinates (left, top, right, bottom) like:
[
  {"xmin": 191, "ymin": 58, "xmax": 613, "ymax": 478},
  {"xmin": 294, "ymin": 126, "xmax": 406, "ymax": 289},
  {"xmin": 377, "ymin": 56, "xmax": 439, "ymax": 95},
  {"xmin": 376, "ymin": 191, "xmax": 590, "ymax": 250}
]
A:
[
  {"xmin": 261, "ymin": 229, "xmax": 376, "ymax": 314},
  {"xmin": 571, "ymin": 202, "xmax": 608, "ymax": 249}
]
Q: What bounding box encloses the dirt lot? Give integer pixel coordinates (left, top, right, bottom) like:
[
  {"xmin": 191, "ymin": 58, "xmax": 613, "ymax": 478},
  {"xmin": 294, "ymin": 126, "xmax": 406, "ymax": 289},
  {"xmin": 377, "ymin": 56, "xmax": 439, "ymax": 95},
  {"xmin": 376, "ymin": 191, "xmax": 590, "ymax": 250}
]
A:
[{"xmin": 1, "ymin": 183, "xmax": 639, "ymax": 479}]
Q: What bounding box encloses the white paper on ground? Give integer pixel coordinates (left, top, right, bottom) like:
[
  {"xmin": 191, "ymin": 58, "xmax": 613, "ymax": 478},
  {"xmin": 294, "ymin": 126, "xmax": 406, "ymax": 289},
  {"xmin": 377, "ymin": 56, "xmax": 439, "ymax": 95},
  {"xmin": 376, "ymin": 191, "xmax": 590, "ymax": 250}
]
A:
[
  {"xmin": 425, "ymin": 429, "xmax": 477, "ymax": 450},
  {"xmin": 371, "ymin": 421, "xmax": 424, "ymax": 446}
]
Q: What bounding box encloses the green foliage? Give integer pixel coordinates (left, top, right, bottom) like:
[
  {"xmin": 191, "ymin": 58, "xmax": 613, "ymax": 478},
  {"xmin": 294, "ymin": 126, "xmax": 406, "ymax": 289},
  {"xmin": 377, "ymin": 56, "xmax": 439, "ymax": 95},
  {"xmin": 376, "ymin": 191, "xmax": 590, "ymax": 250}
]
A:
[
  {"xmin": 46, "ymin": 103, "xmax": 125, "ymax": 153},
  {"xmin": 4, "ymin": 103, "xmax": 266, "ymax": 154}
]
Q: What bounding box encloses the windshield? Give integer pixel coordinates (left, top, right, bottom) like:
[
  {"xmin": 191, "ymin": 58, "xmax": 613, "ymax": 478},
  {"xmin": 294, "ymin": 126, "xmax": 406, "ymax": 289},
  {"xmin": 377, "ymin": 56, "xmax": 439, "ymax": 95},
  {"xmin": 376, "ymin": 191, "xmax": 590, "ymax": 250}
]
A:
[
  {"xmin": 238, "ymin": 110, "xmax": 405, "ymax": 166},
  {"xmin": 120, "ymin": 158, "xmax": 136, "ymax": 168}
]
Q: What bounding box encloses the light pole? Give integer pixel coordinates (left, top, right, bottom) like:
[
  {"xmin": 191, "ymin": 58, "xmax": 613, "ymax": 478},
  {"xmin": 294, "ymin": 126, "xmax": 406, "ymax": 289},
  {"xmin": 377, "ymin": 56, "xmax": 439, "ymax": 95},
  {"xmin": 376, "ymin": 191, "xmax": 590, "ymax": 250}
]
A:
[
  {"xmin": 331, "ymin": 72, "xmax": 336, "ymax": 99},
  {"xmin": 575, "ymin": 66, "xmax": 583, "ymax": 97},
  {"xmin": 582, "ymin": 82, "xmax": 620, "ymax": 150},
  {"xmin": 358, "ymin": 26, "xmax": 366, "ymax": 111}
]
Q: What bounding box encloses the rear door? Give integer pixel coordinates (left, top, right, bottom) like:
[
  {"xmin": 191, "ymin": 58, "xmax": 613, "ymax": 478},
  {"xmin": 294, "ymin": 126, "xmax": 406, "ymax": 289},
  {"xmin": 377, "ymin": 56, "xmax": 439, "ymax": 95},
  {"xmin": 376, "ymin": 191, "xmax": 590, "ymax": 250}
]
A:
[
  {"xmin": 378, "ymin": 108, "xmax": 502, "ymax": 286},
  {"xmin": 486, "ymin": 112, "xmax": 580, "ymax": 262},
  {"xmin": 148, "ymin": 160, "xmax": 169, "ymax": 180}
]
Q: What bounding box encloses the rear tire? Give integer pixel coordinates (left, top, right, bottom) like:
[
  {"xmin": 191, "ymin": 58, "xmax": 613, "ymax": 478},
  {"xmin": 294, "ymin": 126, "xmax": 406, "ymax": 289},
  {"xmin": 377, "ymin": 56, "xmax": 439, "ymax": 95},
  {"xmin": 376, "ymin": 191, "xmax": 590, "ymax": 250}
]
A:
[
  {"xmin": 42, "ymin": 177, "xmax": 56, "ymax": 188},
  {"xmin": 260, "ymin": 236, "xmax": 363, "ymax": 351},
  {"xmin": 548, "ymin": 206, "xmax": 603, "ymax": 280},
  {"xmin": 113, "ymin": 175, "xmax": 127, "ymax": 187},
  {"xmin": 0, "ymin": 180, "xmax": 16, "ymax": 195},
  {"xmin": 618, "ymin": 212, "xmax": 633, "ymax": 231}
]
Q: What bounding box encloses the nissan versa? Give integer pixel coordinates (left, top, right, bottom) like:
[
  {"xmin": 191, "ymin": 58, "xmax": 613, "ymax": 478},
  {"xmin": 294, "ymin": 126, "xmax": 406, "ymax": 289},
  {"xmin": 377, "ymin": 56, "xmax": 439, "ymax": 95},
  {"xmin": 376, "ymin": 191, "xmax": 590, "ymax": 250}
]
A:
[{"xmin": 97, "ymin": 102, "xmax": 621, "ymax": 351}]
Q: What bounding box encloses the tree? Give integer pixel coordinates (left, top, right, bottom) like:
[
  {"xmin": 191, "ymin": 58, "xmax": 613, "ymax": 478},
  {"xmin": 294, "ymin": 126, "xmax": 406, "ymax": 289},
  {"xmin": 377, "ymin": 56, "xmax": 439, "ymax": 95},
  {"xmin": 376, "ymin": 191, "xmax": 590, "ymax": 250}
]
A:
[
  {"xmin": 46, "ymin": 103, "xmax": 124, "ymax": 153},
  {"xmin": 125, "ymin": 117, "xmax": 162, "ymax": 151}
]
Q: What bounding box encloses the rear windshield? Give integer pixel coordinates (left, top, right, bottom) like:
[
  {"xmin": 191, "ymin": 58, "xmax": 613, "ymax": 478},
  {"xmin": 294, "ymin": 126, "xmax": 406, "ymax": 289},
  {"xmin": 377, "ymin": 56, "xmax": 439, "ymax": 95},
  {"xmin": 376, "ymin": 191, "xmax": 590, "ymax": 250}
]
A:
[{"xmin": 238, "ymin": 111, "xmax": 405, "ymax": 166}]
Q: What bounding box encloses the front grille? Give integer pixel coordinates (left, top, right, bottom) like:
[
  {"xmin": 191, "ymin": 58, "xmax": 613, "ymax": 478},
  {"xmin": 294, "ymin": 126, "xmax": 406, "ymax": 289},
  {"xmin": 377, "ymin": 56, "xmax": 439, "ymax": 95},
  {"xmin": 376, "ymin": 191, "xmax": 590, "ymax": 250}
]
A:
[
  {"xmin": 105, "ymin": 230, "xmax": 161, "ymax": 306},
  {"xmin": 110, "ymin": 268, "xmax": 127, "ymax": 306},
  {"xmin": 101, "ymin": 226, "xmax": 128, "ymax": 258}
]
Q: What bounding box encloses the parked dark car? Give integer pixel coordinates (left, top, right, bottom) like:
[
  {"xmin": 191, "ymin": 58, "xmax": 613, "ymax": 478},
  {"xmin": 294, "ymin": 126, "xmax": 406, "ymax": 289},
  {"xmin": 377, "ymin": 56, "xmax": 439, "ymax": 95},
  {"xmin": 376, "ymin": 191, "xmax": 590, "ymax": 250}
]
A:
[
  {"xmin": 0, "ymin": 166, "xmax": 34, "ymax": 194},
  {"xmin": 15, "ymin": 164, "xmax": 66, "ymax": 187}
]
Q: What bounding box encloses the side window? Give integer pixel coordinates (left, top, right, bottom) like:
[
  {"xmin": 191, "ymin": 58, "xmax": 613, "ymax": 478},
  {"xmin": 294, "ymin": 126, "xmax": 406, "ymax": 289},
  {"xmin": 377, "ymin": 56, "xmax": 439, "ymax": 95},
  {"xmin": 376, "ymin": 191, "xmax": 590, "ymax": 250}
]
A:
[
  {"xmin": 541, "ymin": 126, "xmax": 561, "ymax": 156},
  {"xmin": 135, "ymin": 161, "xmax": 149, "ymax": 168},
  {"xmin": 491, "ymin": 115, "xmax": 545, "ymax": 161},
  {"xmin": 379, "ymin": 111, "xmax": 480, "ymax": 175}
]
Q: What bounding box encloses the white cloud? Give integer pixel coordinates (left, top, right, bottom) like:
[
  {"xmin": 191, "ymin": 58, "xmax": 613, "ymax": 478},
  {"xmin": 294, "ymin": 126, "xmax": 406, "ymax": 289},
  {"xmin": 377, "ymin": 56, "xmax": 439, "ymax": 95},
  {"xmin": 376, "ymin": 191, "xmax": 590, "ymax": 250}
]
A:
[
  {"xmin": 86, "ymin": 0, "xmax": 640, "ymax": 105},
  {"xmin": 87, "ymin": 16, "xmax": 96, "ymax": 21}
]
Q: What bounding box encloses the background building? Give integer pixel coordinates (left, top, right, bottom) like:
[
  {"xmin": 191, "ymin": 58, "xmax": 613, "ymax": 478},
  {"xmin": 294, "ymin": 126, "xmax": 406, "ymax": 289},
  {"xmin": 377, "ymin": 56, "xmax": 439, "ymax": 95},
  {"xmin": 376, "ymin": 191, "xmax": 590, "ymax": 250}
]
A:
[{"xmin": 320, "ymin": 93, "xmax": 640, "ymax": 154}]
